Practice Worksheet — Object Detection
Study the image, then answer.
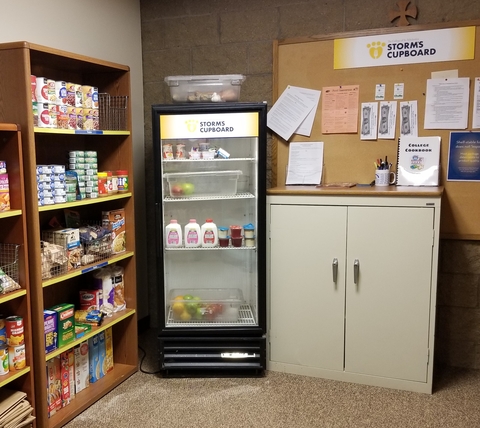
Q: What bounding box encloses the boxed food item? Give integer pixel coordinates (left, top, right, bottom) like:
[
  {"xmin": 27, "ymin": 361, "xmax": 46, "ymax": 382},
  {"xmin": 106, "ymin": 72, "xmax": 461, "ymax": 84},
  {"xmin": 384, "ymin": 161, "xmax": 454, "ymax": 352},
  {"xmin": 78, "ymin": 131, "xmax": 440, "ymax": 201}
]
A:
[
  {"xmin": 102, "ymin": 209, "xmax": 126, "ymax": 254},
  {"xmin": 75, "ymin": 323, "xmax": 92, "ymax": 339},
  {"xmin": 50, "ymin": 303, "xmax": 75, "ymax": 348},
  {"xmin": 46, "ymin": 356, "xmax": 62, "ymax": 417},
  {"xmin": 164, "ymin": 74, "xmax": 245, "ymax": 103},
  {"xmin": 168, "ymin": 288, "xmax": 243, "ymax": 323},
  {"xmin": 60, "ymin": 349, "xmax": 74, "ymax": 407},
  {"xmin": 98, "ymin": 330, "xmax": 106, "ymax": 378},
  {"xmin": 44, "ymin": 309, "xmax": 58, "ymax": 353},
  {"xmin": 0, "ymin": 173, "xmax": 10, "ymax": 212},
  {"xmin": 165, "ymin": 170, "xmax": 242, "ymax": 198},
  {"xmin": 104, "ymin": 326, "xmax": 114, "ymax": 374},
  {"xmin": 74, "ymin": 340, "xmax": 89, "ymax": 394},
  {"xmin": 88, "ymin": 334, "xmax": 100, "ymax": 383}
]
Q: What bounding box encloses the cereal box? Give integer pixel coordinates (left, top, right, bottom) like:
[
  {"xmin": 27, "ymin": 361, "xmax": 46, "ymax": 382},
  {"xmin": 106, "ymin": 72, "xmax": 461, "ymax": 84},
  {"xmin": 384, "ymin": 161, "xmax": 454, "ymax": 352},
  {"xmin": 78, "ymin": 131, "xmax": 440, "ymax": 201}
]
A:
[
  {"xmin": 74, "ymin": 340, "xmax": 89, "ymax": 394},
  {"xmin": 44, "ymin": 310, "xmax": 58, "ymax": 353},
  {"xmin": 50, "ymin": 303, "xmax": 75, "ymax": 348},
  {"xmin": 46, "ymin": 356, "xmax": 62, "ymax": 417},
  {"xmin": 98, "ymin": 331, "xmax": 106, "ymax": 379},
  {"xmin": 102, "ymin": 209, "xmax": 126, "ymax": 254},
  {"xmin": 79, "ymin": 289, "xmax": 102, "ymax": 311},
  {"xmin": 105, "ymin": 326, "xmax": 114, "ymax": 373},
  {"xmin": 60, "ymin": 350, "xmax": 74, "ymax": 407},
  {"xmin": 0, "ymin": 173, "xmax": 10, "ymax": 212},
  {"xmin": 88, "ymin": 334, "xmax": 100, "ymax": 383}
]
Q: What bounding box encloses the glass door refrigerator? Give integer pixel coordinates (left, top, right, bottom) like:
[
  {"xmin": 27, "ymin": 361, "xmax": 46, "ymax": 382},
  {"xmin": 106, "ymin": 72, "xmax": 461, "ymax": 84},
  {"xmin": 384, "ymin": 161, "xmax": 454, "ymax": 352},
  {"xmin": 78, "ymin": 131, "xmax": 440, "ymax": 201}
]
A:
[{"xmin": 152, "ymin": 102, "xmax": 267, "ymax": 376}]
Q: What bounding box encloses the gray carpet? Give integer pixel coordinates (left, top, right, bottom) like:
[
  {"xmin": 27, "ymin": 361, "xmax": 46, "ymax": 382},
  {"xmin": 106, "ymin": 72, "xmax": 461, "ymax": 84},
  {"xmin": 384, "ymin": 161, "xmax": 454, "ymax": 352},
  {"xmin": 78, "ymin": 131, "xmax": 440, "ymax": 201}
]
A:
[{"xmin": 64, "ymin": 330, "xmax": 480, "ymax": 428}]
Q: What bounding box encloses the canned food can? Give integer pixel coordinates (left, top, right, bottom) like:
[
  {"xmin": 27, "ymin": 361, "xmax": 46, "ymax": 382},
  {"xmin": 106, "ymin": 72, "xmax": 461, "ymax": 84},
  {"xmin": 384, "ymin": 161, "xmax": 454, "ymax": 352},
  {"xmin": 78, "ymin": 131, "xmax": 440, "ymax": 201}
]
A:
[
  {"xmin": 6, "ymin": 316, "xmax": 24, "ymax": 346},
  {"xmin": 8, "ymin": 343, "xmax": 26, "ymax": 371},
  {"xmin": 35, "ymin": 77, "xmax": 49, "ymax": 103},
  {"xmin": 163, "ymin": 144, "xmax": 173, "ymax": 159},
  {"xmin": 0, "ymin": 345, "xmax": 9, "ymax": 375},
  {"xmin": 36, "ymin": 102, "xmax": 50, "ymax": 128},
  {"xmin": 31, "ymin": 75, "xmax": 37, "ymax": 102}
]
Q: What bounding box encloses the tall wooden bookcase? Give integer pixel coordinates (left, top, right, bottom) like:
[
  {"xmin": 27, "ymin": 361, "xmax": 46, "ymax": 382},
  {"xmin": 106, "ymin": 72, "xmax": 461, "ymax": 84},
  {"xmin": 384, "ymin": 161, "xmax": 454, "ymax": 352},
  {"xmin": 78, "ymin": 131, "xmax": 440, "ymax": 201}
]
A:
[
  {"xmin": 0, "ymin": 42, "xmax": 138, "ymax": 428},
  {"xmin": 0, "ymin": 123, "xmax": 35, "ymax": 418}
]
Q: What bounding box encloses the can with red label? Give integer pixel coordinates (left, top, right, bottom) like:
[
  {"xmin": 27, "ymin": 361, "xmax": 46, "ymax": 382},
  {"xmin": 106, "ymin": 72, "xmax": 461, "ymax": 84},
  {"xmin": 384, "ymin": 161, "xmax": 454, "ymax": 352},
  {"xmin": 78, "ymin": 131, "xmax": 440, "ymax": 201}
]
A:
[
  {"xmin": 6, "ymin": 316, "xmax": 24, "ymax": 346},
  {"xmin": 35, "ymin": 77, "xmax": 49, "ymax": 103},
  {"xmin": 35, "ymin": 102, "xmax": 50, "ymax": 128}
]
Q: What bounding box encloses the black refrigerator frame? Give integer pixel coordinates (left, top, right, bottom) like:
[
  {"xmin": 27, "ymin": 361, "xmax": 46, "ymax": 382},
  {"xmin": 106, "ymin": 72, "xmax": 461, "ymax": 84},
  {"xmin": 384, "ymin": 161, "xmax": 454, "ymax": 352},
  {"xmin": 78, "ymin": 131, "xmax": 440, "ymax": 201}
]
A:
[{"xmin": 152, "ymin": 102, "xmax": 267, "ymax": 377}]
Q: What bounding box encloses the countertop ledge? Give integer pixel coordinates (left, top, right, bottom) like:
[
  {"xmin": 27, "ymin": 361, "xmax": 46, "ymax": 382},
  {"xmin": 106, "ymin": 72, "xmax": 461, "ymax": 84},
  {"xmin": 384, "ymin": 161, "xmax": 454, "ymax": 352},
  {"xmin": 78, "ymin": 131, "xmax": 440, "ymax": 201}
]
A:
[{"xmin": 267, "ymin": 185, "xmax": 444, "ymax": 197}]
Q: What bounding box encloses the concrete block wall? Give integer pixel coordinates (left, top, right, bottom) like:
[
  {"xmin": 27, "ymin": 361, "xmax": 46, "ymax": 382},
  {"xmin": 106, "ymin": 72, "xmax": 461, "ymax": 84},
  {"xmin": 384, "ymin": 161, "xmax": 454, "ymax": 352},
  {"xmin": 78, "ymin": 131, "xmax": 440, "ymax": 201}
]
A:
[{"xmin": 140, "ymin": 0, "xmax": 480, "ymax": 369}]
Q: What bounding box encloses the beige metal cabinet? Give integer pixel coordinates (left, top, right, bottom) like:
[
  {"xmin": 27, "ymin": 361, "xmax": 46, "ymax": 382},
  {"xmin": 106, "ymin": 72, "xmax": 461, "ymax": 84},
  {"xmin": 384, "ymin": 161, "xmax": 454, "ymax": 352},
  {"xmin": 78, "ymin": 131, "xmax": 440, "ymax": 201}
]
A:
[{"xmin": 267, "ymin": 190, "xmax": 441, "ymax": 393}]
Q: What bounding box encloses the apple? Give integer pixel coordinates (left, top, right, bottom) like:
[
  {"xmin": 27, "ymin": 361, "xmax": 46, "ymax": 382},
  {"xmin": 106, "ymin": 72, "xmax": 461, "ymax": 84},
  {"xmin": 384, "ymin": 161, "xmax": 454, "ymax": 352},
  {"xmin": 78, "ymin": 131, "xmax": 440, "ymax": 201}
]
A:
[
  {"xmin": 181, "ymin": 182, "xmax": 195, "ymax": 195},
  {"xmin": 170, "ymin": 184, "xmax": 183, "ymax": 196}
]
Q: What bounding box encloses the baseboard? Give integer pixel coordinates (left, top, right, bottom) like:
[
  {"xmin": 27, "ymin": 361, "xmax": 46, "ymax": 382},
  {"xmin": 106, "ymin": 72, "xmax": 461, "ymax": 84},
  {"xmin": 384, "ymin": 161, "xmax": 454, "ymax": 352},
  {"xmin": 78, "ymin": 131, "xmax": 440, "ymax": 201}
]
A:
[{"xmin": 137, "ymin": 315, "xmax": 151, "ymax": 334}]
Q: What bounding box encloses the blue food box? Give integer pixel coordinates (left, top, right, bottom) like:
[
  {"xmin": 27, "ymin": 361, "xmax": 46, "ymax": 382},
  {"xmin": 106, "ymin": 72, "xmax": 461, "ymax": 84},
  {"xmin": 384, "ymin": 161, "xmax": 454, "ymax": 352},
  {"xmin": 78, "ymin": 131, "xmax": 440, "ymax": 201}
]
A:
[{"xmin": 44, "ymin": 309, "xmax": 58, "ymax": 353}]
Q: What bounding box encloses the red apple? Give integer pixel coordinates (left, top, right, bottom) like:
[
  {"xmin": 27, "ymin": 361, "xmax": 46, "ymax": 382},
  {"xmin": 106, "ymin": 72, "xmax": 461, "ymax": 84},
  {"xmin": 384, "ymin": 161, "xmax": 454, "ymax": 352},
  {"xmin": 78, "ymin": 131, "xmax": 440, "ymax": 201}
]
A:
[{"xmin": 170, "ymin": 184, "xmax": 183, "ymax": 196}]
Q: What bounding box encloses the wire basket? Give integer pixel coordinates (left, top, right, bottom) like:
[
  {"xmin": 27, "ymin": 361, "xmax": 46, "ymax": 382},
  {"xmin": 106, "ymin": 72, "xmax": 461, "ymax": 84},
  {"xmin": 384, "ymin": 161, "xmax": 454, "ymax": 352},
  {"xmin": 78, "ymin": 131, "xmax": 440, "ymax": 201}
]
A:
[
  {"xmin": 40, "ymin": 239, "xmax": 68, "ymax": 279},
  {"xmin": 98, "ymin": 93, "xmax": 129, "ymax": 131},
  {"xmin": 81, "ymin": 232, "xmax": 112, "ymax": 264},
  {"xmin": 0, "ymin": 243, "xmax": 20, "ymax": 292}
]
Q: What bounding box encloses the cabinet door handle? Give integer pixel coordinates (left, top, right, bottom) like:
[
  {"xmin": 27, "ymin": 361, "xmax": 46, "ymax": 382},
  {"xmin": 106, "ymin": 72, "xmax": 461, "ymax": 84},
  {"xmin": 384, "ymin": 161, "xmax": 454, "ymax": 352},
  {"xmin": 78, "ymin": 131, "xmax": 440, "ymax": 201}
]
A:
[
  {"xmin": 332, "ymin": 258, "xmax": 338, "ymax": 283},
  {"xmin": 353, "ymin": 259, "xmax": 360, "ymax": 285}
]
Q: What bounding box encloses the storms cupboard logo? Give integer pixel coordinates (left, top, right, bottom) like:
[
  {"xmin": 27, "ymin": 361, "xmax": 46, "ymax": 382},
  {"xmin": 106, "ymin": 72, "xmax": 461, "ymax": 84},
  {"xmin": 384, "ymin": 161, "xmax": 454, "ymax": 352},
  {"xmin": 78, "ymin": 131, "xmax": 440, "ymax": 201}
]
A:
[
  {"xmin": 185, "ymin": 119, "xmax": 198, "ymax": 132},
  {"xmin": 367, "ymin": 39, "xmax": 436, "ymax": 60}
]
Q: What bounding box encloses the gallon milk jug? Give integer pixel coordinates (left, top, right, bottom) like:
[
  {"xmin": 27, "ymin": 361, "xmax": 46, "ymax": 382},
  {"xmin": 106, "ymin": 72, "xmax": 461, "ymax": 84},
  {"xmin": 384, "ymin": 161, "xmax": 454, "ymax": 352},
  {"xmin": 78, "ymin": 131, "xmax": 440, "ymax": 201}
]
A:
[
  {"xmin": 166, "ymin": 219, "xmax": 182, "ymax": 247},
  {"xmin": 184, "ymin": 219, "xmax": 201, "ymax": 248},
  {"xmin": 201, "ymin": 218, "xmax": 218, "ymax": 247}
]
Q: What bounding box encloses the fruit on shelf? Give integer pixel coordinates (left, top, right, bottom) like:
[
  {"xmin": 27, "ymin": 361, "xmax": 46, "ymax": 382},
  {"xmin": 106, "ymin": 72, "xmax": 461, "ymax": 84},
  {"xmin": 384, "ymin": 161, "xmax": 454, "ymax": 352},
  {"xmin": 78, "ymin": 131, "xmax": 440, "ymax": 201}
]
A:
[
  {"xmin": 172, "ymin": 301, "xmax": 185, "ymax": 317},
  {"xmin": 181, "ymin": 182, "xmax": 195, "ymax": 195},
  {"xmin": 179, "ymin": 310, "xmax": 192, "ymax": 321},
  {"xmin": 170, "ymin": 184, "xmax": 184, "ymax": 196}
]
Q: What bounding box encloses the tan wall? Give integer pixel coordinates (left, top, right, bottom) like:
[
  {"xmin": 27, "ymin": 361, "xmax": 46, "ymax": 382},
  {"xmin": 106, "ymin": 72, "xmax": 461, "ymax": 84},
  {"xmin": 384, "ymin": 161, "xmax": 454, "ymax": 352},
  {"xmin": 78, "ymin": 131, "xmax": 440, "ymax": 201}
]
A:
[{"xmin": 140, "ymin": 0, "xmax": 480, "ymax": 369}]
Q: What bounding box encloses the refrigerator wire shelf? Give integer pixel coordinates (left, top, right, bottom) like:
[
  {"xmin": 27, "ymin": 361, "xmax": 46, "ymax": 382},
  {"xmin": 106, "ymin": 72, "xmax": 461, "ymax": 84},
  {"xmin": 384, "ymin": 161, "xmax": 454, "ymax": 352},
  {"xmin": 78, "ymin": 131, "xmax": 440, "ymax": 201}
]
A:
[
  {"xmin": 164, "ymin": 192, "xmax": 254, "ymax": 202},
  {"xmin": 167, "ymin": 304, "xmax": 256, "ymax": 327}
]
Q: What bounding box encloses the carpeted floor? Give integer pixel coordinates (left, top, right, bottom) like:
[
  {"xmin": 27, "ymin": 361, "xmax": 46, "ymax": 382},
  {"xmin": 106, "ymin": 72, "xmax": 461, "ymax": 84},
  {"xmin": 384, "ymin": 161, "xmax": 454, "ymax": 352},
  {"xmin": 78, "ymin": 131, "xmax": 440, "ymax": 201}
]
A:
[{"xmin": 64, "ymin": 329, "xmax": 480, "ymax": 428}]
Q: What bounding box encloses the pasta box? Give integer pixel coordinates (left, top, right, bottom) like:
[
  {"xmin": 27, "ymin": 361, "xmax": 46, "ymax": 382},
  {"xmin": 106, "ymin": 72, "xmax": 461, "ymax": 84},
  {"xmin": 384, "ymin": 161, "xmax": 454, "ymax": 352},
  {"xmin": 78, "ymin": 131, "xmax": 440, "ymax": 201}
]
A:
[
  {"xmin": 50, "ymin": 303, "xmax": 75, "ymax": 348},
  {"xmin": 44, "ymin": 309, "xmax": 58, "ymax": 353}
]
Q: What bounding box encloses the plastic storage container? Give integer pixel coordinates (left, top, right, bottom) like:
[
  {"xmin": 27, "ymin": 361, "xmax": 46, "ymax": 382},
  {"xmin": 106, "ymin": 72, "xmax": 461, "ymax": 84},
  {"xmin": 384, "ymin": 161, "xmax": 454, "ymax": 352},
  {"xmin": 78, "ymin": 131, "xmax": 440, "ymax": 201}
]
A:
[
  {"xmin": 164, "ymin": 74, "xmax": 245, "ymax": 103},
  {"xmin": 165, "ymin": 170, "xmax": 242, "ymax": 197},
  {"xmin": 168, "ymin": 288, "xmax": 244, "ymax": 323}
]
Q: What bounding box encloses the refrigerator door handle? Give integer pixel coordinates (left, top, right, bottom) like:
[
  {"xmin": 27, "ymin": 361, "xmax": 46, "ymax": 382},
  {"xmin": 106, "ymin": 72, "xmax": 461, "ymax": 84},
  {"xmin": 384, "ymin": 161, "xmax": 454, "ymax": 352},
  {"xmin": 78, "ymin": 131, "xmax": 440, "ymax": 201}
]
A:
[{"xmin": 332, "ymin": 258, "xmax": 338, "ymax": 283}]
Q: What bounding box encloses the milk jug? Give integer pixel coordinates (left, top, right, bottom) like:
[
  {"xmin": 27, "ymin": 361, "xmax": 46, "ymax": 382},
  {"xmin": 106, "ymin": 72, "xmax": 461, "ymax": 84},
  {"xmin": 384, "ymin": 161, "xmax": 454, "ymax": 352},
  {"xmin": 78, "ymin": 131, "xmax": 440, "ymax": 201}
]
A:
[
  {"xmin": 165, "ymin": 219, "xmax": 182, "ymax": 247},
  {"xmin": 201, "ymin": 219, "xmax": 218, "ymax": 247},
  {"xmin": 184, "ymin": 219, "xmax": 201, "ymax": 248}
]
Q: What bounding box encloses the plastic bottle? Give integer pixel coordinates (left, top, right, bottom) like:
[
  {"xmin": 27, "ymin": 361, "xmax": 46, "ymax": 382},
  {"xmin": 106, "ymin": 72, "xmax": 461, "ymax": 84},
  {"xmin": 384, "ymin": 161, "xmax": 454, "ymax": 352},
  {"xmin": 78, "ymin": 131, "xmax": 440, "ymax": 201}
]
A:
[
  {"xmin": 165, "ymin": 219, "xmax": 182, "ymax": 247},
  {"xmin": 184, "ymin": 219, "xmax": 201, "ymax": 248},
  {"xmin": 201, "ymin": 218, "xmax": 218, "ymax": 247}
]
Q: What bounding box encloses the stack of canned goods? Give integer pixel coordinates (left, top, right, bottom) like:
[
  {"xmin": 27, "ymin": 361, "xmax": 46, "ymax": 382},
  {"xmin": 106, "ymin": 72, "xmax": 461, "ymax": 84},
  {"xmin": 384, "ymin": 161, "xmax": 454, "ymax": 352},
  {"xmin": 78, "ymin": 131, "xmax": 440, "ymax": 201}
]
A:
[
  {"xmin": 31, "ymin": 75, "xmax": 99, "ymax": 131},
  {"xmin": 68, "ymin": 151, "xmax": 98, "ymax": 199},
  {"xmin": 0, "ymin": 315, "xmax": 26, "ymax": 375},
  {"xmin": 36, "ymin": 164, "xmax": 67, "ymax": 206}
]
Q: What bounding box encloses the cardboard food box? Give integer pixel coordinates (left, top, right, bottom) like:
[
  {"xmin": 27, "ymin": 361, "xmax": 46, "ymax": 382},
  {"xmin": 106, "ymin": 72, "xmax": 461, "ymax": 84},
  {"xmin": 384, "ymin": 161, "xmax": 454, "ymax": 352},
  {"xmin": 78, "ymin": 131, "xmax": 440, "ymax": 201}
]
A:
[
  {"xmin": 88, "ymin": 334, "xmax": 100, "ymax": 383},
  {"xmin": 52, "ymin": 228, "xmax": 82, "ymax": 270},
  {"xmin": 98, "ymin": 331, "xmax": 106, "ymax": 378},
  {"xmin": 44, "ymin": 309, "xmax": 58, "ymax": 353},
  {"xmin": 50, "ymin": 303, "xmax": 75, "ymax": 348},
  {"xmin": 46, "ymin": 356, "xmax": 62, "ymax": 417},
  {"xmin": 105, "ymin": 326, "xmax": 114, "ymax": 373},
  {"xmin": 60, "ymin": 349, "xmax": 74, "ymax": 407},
  {"xmin": 0, "ymin": 173, "xmax": 10, "ymax": 212},
  {"xmin": 102, "ymin": 209, "xmax": 126, "ymax": 254},
  {"xmin": 74, "ymin": 340, "xmax": 89, "ymax": 394}
]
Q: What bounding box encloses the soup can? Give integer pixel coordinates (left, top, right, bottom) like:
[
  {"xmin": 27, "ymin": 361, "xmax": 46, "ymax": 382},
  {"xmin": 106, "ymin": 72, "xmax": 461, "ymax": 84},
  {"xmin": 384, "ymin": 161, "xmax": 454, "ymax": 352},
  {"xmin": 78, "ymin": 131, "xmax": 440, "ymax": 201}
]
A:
[
  {"xmin": 0, "ymin": 345, "xmax": 8, "ymax": 375},
  {"xmin": 8, "ymin": 344, "xmax": 26, "ymax": 371},
  {"xmin": 6, "ymin": 316, "xmax": 24, "ymax": 346}
]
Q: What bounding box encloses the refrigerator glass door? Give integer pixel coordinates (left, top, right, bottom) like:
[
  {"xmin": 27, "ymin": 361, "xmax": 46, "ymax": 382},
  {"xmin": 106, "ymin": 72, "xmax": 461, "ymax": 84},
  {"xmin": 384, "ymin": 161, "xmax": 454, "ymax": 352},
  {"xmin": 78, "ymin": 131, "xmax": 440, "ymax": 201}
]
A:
[{"xmin": 159, "ymin": 110, "xmax": 261, "ymax": 328}]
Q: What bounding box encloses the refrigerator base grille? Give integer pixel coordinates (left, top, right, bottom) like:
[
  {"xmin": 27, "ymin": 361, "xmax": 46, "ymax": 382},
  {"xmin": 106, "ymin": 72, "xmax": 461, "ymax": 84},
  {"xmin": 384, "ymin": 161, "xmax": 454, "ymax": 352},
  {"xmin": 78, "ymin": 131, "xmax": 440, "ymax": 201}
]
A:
[{"xmin": 166, "ymin": 304, "xmax": 256, "ymax": 327}]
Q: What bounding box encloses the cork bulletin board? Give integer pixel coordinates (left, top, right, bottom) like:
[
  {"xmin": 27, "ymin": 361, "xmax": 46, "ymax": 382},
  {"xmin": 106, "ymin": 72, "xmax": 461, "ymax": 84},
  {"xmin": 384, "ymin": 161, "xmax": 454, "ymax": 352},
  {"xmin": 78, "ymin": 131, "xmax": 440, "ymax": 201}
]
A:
[{"xmin": 272, "ymin": 20, "xmax": 480, "ymax": 239}]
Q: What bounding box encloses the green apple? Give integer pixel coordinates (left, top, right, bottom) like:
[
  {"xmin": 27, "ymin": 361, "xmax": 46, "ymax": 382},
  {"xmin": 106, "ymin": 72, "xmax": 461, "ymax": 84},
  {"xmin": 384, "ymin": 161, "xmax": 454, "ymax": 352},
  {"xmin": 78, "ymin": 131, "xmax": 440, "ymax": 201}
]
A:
[{"xmin": 181, "ymin": 182, "xmax": 195, "ymax": 195}]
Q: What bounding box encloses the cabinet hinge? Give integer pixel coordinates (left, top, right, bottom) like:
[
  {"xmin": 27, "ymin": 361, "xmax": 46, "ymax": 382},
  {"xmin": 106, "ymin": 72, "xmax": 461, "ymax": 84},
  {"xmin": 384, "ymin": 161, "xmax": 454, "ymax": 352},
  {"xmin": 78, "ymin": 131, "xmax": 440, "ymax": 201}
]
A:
[
  {"xmin": 432, "ymin": 229, "xmax": 435, "ymax": 247},
  {"xmin": 427, "ymin": 348, "xmax": 430, "ymax": 364}
]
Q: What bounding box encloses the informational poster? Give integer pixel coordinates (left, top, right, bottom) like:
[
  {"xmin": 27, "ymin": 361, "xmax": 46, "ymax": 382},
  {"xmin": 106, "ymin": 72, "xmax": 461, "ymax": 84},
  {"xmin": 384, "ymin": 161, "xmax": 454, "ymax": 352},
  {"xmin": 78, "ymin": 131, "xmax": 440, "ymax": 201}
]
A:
[
  {"xmin": 447, "ymin": 132, "xmax": 480, "ymax": 181},
  {"xmin": 286, "ymin": 142, "xmax": 324, "ymax": 185},
  {"xmin": 359, "ymin": 102, "xmax": 378, "ymax": 140},
  {"xmin": 378, "ymin": 101, "xmax": 397, "ymax": 140},
  {"xmin": 424, "ymin": 77, "xmax": 469, "ymax": 129},
  {"xmin": 321, "ymin": 85, "xmax": 359, "ymax": 134}
]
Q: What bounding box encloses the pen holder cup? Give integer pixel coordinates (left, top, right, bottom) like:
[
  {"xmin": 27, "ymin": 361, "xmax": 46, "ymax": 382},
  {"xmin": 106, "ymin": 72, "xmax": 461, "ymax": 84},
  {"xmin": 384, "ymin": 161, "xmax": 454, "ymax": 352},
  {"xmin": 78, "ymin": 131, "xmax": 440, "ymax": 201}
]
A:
[{"xmin": 375, "ymin": 169, "xmax": 396, "ymax": 186}]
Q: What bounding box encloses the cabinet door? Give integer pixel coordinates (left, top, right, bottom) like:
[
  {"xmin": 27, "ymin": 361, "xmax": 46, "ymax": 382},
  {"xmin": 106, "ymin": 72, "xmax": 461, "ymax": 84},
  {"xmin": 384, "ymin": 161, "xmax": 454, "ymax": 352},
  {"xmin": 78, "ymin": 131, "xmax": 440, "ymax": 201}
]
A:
[
  {"xmin": 345, "ymin": 206, "xmax": 434, "ymax": 382},
  {"xmin": 269, "ymin": 204, "xmax": 346, "ymax": 370}
]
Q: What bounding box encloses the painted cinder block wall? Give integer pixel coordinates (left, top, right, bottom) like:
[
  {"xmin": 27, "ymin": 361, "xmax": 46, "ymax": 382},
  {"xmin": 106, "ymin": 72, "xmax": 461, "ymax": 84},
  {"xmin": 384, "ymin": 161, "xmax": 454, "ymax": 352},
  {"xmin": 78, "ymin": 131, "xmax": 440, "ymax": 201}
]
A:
[{"xmin": 140, "ymin": 0, "xmax": 480, "ymax": 370}]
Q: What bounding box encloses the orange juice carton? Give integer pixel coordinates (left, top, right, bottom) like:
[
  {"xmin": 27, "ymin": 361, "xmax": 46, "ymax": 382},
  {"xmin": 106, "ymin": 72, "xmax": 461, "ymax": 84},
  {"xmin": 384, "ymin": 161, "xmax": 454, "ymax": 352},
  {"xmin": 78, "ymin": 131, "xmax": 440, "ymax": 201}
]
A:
[
  {"xmin": 50, "ymin": 303, "xmax": 75, "ymax": 348},
  {"xmin": 105, "ymin": 326, "xmax": 114, "ymax": 373},
  {"xmin": 46, "ymin": 356, "xmax": 62, "ymax": 417},
  {"xmin": 98, "ymin": 330, "xmax": 106, "ymax": 378},
  {"xmin": 102, "ymin": 209, "xmax": 126, "ymax": 254},
  {"xmin": 60, "ymin": 350, "xmax": 74, "ymax": 407},
  {"xmin": 44, "ymin": 309, "xmax": 58, "ymax": 353},
  {"xmin": 88, "ymin": 334, "xmax": 100, "ymax": 383},
  {"xmin": 74, "ymin": 340, "xmax": 89, "ymax": 394}
]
